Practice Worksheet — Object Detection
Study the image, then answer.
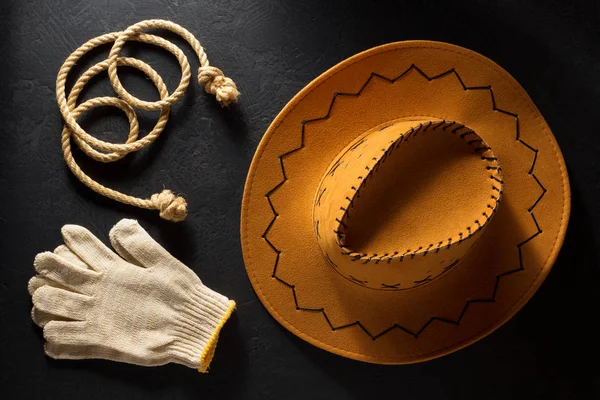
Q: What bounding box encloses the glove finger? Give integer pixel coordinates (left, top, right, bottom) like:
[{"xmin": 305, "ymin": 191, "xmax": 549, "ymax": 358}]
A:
[
  {"xmin": 44, "ymin": 320, "xmax": 162, "ymax": 366},
  {"xmin": 31, "ymin": 306, "xmax": 56, "ymax": 328},
  {"xmin": 43, "ymin": 320, "xmax": 92, "ymax": 359},
  {"xmin": 28, "ymin": 270, "xmax": 86, "ymax": 296},
  {"xmin": 34, "ymin": 252, "xmax": 100, "ymax": 294},
  {"xmin": 54, "ymin": 245, "xmax": 90, "ymax": 270},
  {"xmin": 109, "ymin": 219, "xmax": 178, "ymax": 269},
  {"xmin": 107, "ymin": 221, "xmax": 143, "ymax": 267},
  {"xmin": 29, "ymin": 276, "xmax": 77, "ymax": 327},
  {"xmin": 61, "ymin": 224, "xmax": 120, "ymax": 271},
  {"xmin": 28, "ymin": 276, "xmax": 54, "ymax": 296},
  {"xmin": 32, "ymin": 286, "xmax": 91, "ymax": 321},
  {"xmin": 44, "ymin": 342, "xmax": 87, "ymax": 361}
]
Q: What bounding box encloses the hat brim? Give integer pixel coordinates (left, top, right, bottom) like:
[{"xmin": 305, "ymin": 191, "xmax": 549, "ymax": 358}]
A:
[{"xmin": 241, "ymin": 41, "xmax": 570, "ymax": 364}]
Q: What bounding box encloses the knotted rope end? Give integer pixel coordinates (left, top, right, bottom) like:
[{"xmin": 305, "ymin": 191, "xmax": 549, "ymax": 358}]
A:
[
  {"xmin": 151, "ymin": 189, "xmax": 188, "ymax": 222},
  {"xmin": 198, "ymin": 66, "xmax": 240, "ymax": 107}
]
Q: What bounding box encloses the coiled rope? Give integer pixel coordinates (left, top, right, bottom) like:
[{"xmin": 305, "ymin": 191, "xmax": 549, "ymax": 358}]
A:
[{"xmin": 56, "ymin": 19, "xmax": 239, "ymax": 222}]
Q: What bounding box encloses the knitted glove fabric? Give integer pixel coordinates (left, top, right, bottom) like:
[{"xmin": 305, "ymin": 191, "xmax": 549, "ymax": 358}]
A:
[{"xmin": 28, "ymin": 219, "xmax": 235, "ymax": 372}]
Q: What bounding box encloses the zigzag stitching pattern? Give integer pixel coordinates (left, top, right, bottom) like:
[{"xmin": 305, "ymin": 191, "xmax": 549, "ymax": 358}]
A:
[{"xmin": 261, "ymin": 64, "xmax": 546, "ymax": 340}]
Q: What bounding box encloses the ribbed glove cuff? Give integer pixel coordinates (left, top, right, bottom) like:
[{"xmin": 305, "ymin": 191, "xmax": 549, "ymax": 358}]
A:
[{"xmin": 169, "ymin": 284, "xmax": 235, "ymax": 372}]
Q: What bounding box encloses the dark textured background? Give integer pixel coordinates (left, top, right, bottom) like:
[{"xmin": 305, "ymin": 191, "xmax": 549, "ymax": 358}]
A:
[{"xmin": 1, "ymin": 0, "xmax": 599, "ymax": 398}]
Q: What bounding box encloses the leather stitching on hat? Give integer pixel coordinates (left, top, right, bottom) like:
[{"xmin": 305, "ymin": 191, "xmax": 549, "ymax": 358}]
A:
[{"xmin": 332, "ymin": 120, "xmax": 502, "ymax": 264}]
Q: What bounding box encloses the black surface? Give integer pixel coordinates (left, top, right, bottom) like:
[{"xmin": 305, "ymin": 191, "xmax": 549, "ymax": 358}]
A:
[{"xmin": 1, "ymin": 1, "xmax": 599, "ymax": 399}]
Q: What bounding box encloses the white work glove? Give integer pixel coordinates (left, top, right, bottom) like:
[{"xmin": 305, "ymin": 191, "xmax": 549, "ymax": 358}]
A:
[{"xmin": 28, "ymin": 219, "xmax": 235, "ymax": 372}]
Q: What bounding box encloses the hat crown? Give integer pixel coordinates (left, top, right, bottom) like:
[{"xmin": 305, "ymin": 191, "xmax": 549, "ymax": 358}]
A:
[{"xmin": 312, "ymin": 119, "xmax": 503, "ymax": 290}]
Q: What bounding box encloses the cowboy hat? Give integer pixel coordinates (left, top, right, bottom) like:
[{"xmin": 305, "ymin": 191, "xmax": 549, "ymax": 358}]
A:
[{"xmin": 241, "ymin": 41, "xmax": 570, "ymax": 363}]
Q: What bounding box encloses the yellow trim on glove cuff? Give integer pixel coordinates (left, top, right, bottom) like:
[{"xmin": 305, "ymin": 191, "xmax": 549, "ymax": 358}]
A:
[{"xmin": 198, "ymin": 300, "xmax": 236, "ymax": 373}]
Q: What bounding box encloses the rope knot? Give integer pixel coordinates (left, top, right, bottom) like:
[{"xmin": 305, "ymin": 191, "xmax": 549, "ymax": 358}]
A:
[
  {"xmin": 151, "ymin": 190, "xmax": 188, "ymax": 222},
  {"xmin": 198, "ymin": 66, "xmax": 240, "ymax": 107}
]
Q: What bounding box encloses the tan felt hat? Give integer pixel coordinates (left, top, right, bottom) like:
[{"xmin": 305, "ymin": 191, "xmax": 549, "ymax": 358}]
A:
[{"xmin": 241, "ymin": 41, "xmax": 570, "ymax": 364}]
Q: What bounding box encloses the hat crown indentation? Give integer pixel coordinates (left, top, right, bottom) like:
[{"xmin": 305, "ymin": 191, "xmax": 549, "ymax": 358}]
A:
[{"xmin": 313, "ymin": 119, "xmax": 503, "ymax": 290}]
